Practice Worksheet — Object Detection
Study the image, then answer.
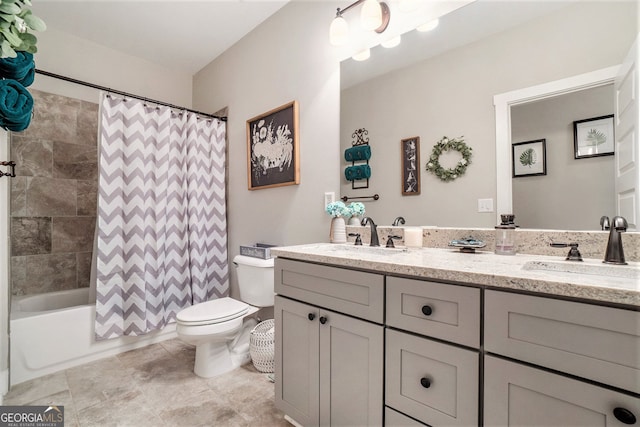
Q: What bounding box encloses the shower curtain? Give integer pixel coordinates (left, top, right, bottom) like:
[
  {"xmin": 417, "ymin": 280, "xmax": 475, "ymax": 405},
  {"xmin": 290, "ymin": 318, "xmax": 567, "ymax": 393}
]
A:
[{"xmin": 94, "ymin": 94, "xmax": 228, "ymax": 340}]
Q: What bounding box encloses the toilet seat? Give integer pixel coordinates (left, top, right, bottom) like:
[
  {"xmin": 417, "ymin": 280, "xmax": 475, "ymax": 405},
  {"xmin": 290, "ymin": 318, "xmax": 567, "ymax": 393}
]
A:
[{"xmin": 176, "ymin": 297, "xmax": 249, "ymax": 326}]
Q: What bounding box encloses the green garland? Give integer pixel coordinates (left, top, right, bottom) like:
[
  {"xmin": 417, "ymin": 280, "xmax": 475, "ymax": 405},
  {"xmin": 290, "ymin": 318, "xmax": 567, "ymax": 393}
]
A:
[{"xmin": 426, "ymin": 136, "xmax": 472, "ymax": 182}]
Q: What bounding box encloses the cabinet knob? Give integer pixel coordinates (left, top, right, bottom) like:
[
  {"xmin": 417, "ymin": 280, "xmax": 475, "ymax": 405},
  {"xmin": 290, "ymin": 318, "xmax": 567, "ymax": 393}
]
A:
[
  {"xmin": 614, "ymin": 407, "xmax": 637, "ymax": 425},
  {"xmin": 308, "ymin": 313, "xmax": 315, "ymax": 321},
  {"xmin": 421, "ymin": 305, "xmax": 433, "ymax": 316},
  {"xmin": 420, "ymin": 377, "xmax": 431, "ymax": 389},
  {"xmin": 319, "ymin": 316, "xmax": 328, "ymax": 325}
]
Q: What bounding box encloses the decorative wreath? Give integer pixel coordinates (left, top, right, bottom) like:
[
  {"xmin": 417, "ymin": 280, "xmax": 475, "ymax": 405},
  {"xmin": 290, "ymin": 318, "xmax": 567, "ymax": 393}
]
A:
[{"xmin": 425, "ymin": 136, "xmax": 472, "ymax": 182}]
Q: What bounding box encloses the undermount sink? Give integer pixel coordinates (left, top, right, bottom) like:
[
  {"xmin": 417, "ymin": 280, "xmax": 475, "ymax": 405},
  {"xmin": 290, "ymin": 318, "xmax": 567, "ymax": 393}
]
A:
[
  {"xmin": 329, "ymin": 244, "xmax": 408, "ymax": 256},
  {"xmin": 522, "ymin": 260, "xmax": 639, "ymax": 280}
]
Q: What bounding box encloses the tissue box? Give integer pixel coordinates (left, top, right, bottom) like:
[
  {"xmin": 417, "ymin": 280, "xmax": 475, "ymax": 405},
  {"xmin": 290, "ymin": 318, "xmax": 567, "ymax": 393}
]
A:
[{"xmin": 239, "ymin": 243, "xmax": 277, "ymax": 259}]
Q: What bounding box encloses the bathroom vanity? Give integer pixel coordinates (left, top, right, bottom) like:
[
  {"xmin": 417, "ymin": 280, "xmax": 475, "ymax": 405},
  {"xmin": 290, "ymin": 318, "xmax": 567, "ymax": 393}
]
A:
[{"xmin": 271, "ymin": 243, "xmax": 640, "ymax": 427}]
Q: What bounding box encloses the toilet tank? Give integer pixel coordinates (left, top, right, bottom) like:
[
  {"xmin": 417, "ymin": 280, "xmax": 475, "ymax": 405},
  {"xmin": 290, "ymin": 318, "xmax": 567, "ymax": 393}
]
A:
[{"xmin": 233, "ymin": 255, "xmax": 275, "ymax": 307}]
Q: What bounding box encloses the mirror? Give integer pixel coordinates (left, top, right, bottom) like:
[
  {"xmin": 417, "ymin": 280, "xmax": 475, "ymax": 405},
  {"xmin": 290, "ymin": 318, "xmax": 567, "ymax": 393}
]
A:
[{"xmin": 339, "ymin": 0, "xmax": 636, "ymax": 230}]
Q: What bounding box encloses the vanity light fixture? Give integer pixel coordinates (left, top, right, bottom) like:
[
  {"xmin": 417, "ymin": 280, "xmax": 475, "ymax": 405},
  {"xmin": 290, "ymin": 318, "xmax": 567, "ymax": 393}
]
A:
[
  {"xmin": 352, "ymin": 48, "xmax": 371, "ymax": 61},
  {"xmin": 381, "ymin": 35, "xmax": 401, "ymax": 48},
  {"xmin": 416, "ymin": 18, "xmax": 439, "ymax": 32},
  {"xmin": 329, "ymin": 0, "xmax": 391, "ymax": 46}
]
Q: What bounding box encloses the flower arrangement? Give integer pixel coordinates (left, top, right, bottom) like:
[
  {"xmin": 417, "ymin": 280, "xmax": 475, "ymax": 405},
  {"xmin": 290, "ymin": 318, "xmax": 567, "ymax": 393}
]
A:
[
  {"xmin": 426, "ymin": 136, "xmax": 472, "ymax": 182},
  {"xmin": 325, "ymin": 201, "xmax": 350, "ymax": 218},
  {"xmin": 347, "ymin": 202, "xmax": 365, "ymax": 217}
]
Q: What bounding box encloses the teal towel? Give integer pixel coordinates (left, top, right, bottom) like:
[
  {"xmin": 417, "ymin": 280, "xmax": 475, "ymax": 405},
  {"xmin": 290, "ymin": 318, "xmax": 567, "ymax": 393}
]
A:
[
  {"xmin": 0, "ymin": 52, "xmax": 35, "ymax": 87},
  {"xmin": 0, "ymin": 79, "xmax": 33, "ymax": 131},
  {"xmin": 344, "ymin": 165, "xmax": 371, "ymax": 181},
  {"xmin": 344, "ymin": 145, "xmax": 371, "ymax": 162}
]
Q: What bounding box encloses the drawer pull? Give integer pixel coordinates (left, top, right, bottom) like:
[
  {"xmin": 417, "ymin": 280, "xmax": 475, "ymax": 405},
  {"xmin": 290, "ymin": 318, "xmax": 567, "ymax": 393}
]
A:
[
  {"xmin": 308, "ymin": 313, "xmax": 315, "ymax": 321},
  {"xmin": 420, "ymin": 377, "xmax": 431, "ymax": 389},
  {"xmin": 319, "ymin": 316, "xmax": 328, "ymax": 325},
  {"xmin": 613, "ymin": 407, "xmax": 637, "ymax": 424},
  {"xmin": 421, "ymin": 305, "xmax": 433, "ymax": 316}
]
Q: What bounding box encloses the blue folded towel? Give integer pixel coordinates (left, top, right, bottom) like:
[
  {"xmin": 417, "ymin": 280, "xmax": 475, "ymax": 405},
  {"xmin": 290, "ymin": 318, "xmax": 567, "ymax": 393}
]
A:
[
  {"xmin": 0, "ymin": 52, "xmax": 35, "ymax": 87},
  {"xmin": 344, "ymin": 145, "xmax": 371, "ymax": 162},
  {"xmin": 0, "ymin": 79, "xmax": 33, "ymax": 131},
  {"xmin": 344, "ymin": 165, "xmax": 371, "ymax": 181}
]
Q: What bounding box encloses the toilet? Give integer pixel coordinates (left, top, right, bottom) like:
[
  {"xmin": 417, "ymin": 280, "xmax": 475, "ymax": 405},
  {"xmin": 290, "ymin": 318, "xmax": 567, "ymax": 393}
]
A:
[{"xmin": 176, "ymin": 254, "xmax": 275, "ymax": 378}]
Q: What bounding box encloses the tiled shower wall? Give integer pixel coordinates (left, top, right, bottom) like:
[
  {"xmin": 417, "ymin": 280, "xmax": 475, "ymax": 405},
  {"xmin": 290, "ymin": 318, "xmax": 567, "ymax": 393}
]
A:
[{"xmin": 10, "ymin": 89, "xmax": 98, "ymax": 296}]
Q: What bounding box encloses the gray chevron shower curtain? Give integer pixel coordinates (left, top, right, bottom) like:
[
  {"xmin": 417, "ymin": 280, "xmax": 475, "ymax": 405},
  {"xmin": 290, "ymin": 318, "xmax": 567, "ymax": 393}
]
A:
[{"xmin": 94, "ymin": 94, "xmax": 228, "ymax": 340}]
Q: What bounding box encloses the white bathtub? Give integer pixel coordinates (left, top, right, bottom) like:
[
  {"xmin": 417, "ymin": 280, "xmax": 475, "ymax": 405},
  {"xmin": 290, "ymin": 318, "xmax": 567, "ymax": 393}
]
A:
[{"xmin": 10, "ymin": 288, "xmax": 177, "ymax": 385}]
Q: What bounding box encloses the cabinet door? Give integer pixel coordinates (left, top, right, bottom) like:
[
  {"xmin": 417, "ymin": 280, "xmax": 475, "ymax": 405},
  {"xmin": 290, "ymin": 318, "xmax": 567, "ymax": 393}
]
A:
[
  {"xmin": 319, "ymin": 309, "xmax": 384, "ymax": 427},
  {"xmin": 275, "ymin": 296, "xmax": 320, "ymax": 427},
  {"xmin": 485, "ymin": 355, "xmax": 640, "ymax": 426}
]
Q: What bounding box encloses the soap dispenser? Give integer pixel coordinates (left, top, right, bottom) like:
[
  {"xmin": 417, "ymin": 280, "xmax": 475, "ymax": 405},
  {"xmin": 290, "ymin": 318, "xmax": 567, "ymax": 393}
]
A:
[{"xmin": 495, "ymin": 214, "xmax": 517, "ymax": 255}]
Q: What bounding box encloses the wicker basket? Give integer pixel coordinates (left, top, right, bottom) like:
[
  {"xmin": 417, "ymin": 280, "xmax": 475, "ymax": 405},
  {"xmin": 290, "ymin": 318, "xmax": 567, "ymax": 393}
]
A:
[{"xmin": 250, "ymin": 319, "xmax": 275, "ymax": 373}]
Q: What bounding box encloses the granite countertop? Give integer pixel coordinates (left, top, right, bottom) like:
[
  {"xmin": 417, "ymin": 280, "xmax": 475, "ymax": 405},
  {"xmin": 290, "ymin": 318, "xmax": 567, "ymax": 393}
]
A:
[{"xmin": 271, "ymin": 243, "xmax": 640, "ymax": 308}]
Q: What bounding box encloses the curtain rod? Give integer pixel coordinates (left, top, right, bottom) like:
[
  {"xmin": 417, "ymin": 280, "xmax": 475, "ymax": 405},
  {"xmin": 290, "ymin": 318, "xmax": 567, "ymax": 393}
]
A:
[{"xmin": 35, "ymin": 69, "xmax": 227, "ymax": 121}]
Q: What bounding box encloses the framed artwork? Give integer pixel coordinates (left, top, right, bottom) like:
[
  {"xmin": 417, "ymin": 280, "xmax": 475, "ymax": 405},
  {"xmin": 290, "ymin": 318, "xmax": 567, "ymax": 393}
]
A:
[
  {"xmin": 573, "ymin": 114, "xmax": 614, "ymax": 159},
  {"xmin": 512, "ymin": 139, "xmax": 547, "ymax": 177},
  {"xmin": 246, "ymin": 101, "xmax": 300, "ymax": 190},
  {"xmin": 401, "ymin": 136, "xmax": 420, "ymax": 195}
]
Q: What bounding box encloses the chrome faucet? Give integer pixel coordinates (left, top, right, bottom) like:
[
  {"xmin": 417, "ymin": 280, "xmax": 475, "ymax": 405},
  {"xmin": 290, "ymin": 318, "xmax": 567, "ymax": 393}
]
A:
[
  {"xmin": 392, "ymin": 216, "xmax": 406, "ymax": 226},
  {"xmin": 603, "ymin": 216, "xmax": 628, "ymax": 265},
  {"xmin": 600, "ymin": 215, "xmax": 610, "ymax": 231},
  {"xmin": 361, "ymin": 217, "xmax": 380, "ymax": 247}
]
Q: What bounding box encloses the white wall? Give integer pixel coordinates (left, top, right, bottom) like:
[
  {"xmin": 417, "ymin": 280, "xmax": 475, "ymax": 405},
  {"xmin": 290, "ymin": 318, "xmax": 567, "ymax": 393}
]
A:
[
  {"xmin": 341, "ymin": 1, "xmax": 637, "ymax": 228},
  {"xmin": 35, "ymin": 27, "xmax": 193, "ymax": 107},
  {"xmin": 511, "ymin": 85, "xmax": 615, "ymax": 230},
  {"xmin": 193, "ymin": 2, "xmax": 341, "ymax": 296}
]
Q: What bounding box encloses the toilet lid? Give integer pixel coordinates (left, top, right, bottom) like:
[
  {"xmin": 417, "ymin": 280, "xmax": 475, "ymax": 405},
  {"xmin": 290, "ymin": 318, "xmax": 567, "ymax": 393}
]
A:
[{"xmin": 176, "ymin": 297, "xmax": 249, "ymax": 326}]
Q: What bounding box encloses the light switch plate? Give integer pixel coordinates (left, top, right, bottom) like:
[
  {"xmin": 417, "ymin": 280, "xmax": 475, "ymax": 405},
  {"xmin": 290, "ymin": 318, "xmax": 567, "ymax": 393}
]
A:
[
  {"xmin": 324, "ymin": 192, "xmax": 335, "ymax": 208},
  {"xmin": 478, "ymin": 198, "xmax": 494, "ymax": 213}
]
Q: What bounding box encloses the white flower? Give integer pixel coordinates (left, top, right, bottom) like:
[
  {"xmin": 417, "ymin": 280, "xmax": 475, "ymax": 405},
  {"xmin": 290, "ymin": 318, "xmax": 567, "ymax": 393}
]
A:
[
  {"xmin": 459, "ymin": 159, "xmax": 467, "ymax": 165},
  {"xmin": 427, "ymin": 162, "xmax": 433, "ymax": 168}
]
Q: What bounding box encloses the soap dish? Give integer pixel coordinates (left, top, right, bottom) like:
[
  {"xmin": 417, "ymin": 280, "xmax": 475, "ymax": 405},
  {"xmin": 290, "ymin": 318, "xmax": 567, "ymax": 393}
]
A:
[{"xmin": 448, "ymin": 237, "xmax": 486, "ymax": 253}]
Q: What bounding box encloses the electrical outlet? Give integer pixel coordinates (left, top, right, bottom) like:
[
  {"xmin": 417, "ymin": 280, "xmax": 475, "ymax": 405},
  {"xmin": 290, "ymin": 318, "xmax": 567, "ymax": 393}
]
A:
[
  {"xmin": 324, "ymin": 192, "xmax": 335, "ymax": 208},
  {"xmin": 478, "ymin": 198, "xmax": 494, "ymax": 213}
]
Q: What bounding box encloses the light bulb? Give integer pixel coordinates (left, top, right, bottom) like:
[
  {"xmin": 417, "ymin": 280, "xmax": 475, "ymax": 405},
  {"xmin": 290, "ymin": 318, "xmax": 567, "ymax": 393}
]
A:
[
  {"xmin": 416, "ymin": 19, "xmax": 439, "ymax": 32},
  {"xmin": 352, "ymin": 48, "xmax": 371, "ymax": 61},
  {"xmin": 329, "ymin": 15, "xmax": 349, "ymax": 46},
  {"xmin": 360, "ymin": 0, "xmax": 382, "ymax": 31},
  {"xmin": 381, "ymin": 35, "xmax": 401, "ymax": 48}
]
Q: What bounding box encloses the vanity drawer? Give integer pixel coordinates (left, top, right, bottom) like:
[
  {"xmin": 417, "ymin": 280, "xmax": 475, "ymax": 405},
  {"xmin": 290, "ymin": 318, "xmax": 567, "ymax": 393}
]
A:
[
  {"xmin": 386, "ymin": 329, "xmax": 479, "ymax": 426},
  {"xmin": 386, "ymin": 277, "xmax": 480, "ymax": 347},
  {"xmin": 485, "ymin": 290, "xmax": 640, "ymax": 394},
  {"xmin": 274, "ymin": 258, "xmax": 384, "ymax": 323}
]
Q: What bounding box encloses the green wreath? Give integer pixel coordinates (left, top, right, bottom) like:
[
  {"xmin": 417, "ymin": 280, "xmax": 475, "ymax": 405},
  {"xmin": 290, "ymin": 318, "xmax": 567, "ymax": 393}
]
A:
[{"xmin": 426, "ymin": 136, "xmax": 472, "ymax": 182}]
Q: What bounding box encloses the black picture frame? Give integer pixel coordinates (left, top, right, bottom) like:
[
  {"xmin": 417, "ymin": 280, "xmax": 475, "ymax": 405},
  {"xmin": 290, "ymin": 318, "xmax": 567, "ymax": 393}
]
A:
[
  {"xmin": 246, "ymin": 101, "xmax": 300, "ymax": 190},
  {"xmin": 401, "ymin": 136, "xmax": 420, "ymax": 195},
  {"xmin": 573, "ymin": 114, "xmax": 614, "ymax": 159},
  {"xmin": 512, "ymin": 139, "xmax": 547, "ymax": 177}
]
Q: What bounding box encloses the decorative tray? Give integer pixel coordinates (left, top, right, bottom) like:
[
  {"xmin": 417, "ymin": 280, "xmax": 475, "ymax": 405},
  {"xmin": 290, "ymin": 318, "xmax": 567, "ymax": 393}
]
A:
[{"xmin": 448, "ymin": 237, "xmax": 486, "ymax": 253}]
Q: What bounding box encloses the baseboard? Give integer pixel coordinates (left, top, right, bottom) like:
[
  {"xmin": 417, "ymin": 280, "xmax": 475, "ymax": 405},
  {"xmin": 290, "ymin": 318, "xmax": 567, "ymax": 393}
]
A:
[{"xmin": 0, "ymin": 368, "xmax": 8, "ymax": 404}]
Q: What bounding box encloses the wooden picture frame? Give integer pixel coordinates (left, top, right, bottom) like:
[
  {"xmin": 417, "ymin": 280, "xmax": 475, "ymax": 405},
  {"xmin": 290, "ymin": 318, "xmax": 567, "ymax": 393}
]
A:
[
  {"xmin": 573, "ymin": 114, "xmax": 614, "ymax": 159},
  {"xmin": 246, "ymin": 101, "xmax": 300, "ymax": 190},
  {"xmin": 401, "ymin": 136, "xmax": 420, "ymax": 195},
  {"xmin": 512, "ymin": 139, "xmax": 547, "ymax": 177}
]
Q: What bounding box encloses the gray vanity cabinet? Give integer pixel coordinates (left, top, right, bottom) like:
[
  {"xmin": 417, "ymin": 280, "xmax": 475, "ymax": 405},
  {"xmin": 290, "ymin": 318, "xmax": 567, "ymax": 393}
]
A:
[
  {"xmin": 274, "ymin": 259, "xmax": 384, "ymax": 427},
  {"xmin": 385, "ymin": 277, "xmax": 481, "ymax": 426},
  {"xmin": 485, "ymin": 356, "xmax": 640, "ymax": 426},
  {"xmin": 484, "ymin": 290, "xmax": 640, "ymax": 426}
]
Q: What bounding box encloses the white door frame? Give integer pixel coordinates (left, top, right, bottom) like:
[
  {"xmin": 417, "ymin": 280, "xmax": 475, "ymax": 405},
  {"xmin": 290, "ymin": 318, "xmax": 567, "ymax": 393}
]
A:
[
  {"xmin": 0, "ymin": 130, "xmax": 9, "ymax": 400},
  {"xmin": 493, "ymin": 65, "xmax": 620, "ymax": 225}
]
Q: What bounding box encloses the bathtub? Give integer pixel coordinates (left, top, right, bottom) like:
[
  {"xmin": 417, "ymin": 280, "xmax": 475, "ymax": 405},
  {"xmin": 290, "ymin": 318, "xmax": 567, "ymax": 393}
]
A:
[{"xmin": 10, "ymin": 288, "xmax": 177, "ymax": 385}]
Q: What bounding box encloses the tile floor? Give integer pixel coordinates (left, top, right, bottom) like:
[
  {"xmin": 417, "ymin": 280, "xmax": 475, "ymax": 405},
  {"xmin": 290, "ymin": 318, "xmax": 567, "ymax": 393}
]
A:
[{"xmin": 3, "ymin": 339, "xmax": 289, "ymax": 426}]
